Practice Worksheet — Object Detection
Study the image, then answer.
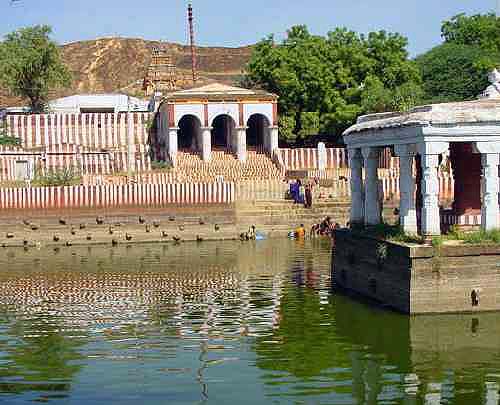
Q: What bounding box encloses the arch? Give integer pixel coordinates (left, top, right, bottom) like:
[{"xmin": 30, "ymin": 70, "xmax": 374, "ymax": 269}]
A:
[
  {"xmin": 211, "ymin": 114, "xmax": 236, "ymax": 149},
  {"xmin": 243, "ymin": 103, "xmax": 273, "ymax": 128},
  {"xmin": 208, "ymin": 104, "xmax": 239, "ymax": 128},
  {"xmin": 178, "ymin": 115, "xmax": 202, "ymax": 151},
  {"xmin": 246, "ymin": 113, "xmax": 270, "ymax": 150},
  {"xmin": 174, "ymin": 104, "xmax": 204, "ymax": 127}
]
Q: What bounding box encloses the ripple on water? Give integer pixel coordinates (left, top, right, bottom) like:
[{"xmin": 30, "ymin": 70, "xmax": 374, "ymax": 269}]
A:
[{"xmin": 0, "ymin": 239, "xmax": 498, "ymax": 404}]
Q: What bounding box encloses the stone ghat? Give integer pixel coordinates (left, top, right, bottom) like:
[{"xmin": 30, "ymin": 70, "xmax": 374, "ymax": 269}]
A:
[
  {"xmin": 0, "ymin": 199, "xmax": 352, "ymax": 248},
  {"xmin": 332, "ymin": 229, "xmax": 500, "ymax": 314}
]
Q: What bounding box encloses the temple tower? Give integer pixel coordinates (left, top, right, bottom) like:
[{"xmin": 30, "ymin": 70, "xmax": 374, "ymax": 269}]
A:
[{"xmin": 143, "ymin": 45, "xmax": 178, "ymax": 97}]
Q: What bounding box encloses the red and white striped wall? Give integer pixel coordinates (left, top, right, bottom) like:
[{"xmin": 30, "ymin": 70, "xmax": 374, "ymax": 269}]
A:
[
  {"xmin": 279, "ymin": 148, "xmax": 349, "ymax": 170},
  {"xmin": 6, "ymin": 113, "xmax": 152, "ymax": 149},
  {"xmin": 0, "ymin": 182, "xmax": 235, "ymax": 210},
  {"xmin": 1, "ymin": 113, "xmax": 153, "ymax": 180},
  {"xmin": 278, "ymin": 147, "xmax": 399, "ymax": 172}
]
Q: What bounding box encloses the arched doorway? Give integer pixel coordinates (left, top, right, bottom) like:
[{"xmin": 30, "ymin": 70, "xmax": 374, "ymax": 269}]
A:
[
  {"xmin": 211, "ymin": 115, "xmax": 235, "ymax": 150},
  {"xmin": 246, "ymin": 114, "xmax": 270, "ymax": 151},
  {"xmin": 178, "ymin": 115, "xmax": 202, "ymax": 151}
]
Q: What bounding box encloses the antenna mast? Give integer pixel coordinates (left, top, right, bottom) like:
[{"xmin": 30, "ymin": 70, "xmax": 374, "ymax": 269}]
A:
[{"xmin": 188, "ymin": 2, "xmax": 197, "ymax": 83}]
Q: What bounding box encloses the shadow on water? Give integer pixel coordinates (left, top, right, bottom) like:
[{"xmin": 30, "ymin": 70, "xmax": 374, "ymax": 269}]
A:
[{"xmin": 0, "ymin": 240, "xmax": 499, "ymax": 404}]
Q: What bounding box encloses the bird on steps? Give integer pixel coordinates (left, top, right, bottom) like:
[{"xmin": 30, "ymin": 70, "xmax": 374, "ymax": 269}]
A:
[
  {"xmin": 108, "ymin": 226, "xmax": 114, "ymax": 235},
  {"xmin": 53, "ymin": 235, "xmax": 60, "ymax": 242},
  {"xmin": 178, "ymin": 225, "xmax": 185, "ymax": 232},
  {"xmin": 169, "ymin": 216, "xmax": 175, "ymax": 222},
  {"xmin": 22, "ymin": 219, "xmax": 30, "ymax": 226},
  {"xmin": 145, "ymin": 224, "xmax": 151, "ymax": 233},
  {"xmin": 79, "ymin": 223, "xmax": 86, "ymax": 230},
  {"xmin": 31, "ymin": 224, "xmax": 39, "ymax": 231},
  {"xmin": 112, "ymin": 238, "xmax": 118, "ymax": 246},
  {"xmin": 96, "ymin": 217, "xmax": 104, "ymax": 225},
  {"xmin": 6, "ymin": 233, "xmax": 14, "ymax": 239},
  {"xmin": 71, "ymin": 227, "xmax": 76, "ymax": 236},
  {"xmin": 161, "ymin": 231, "xmax": 168, "ymax": 238},
  {"xmin": 66, "ymin": 240, "xmax": 73, "ymax": 247},
  {"xmin": 214, "ymin": 224, "xmax": 220, "ymax": 231},
  {"xmin": 139, "ymin": 216, "xmax": 146, "ymax": 224},
  {"xmin": 196, "ymin": 235, "xmax": 204, "ymax": 242},
  {"xmin": 86, "ymin": 234, "xmax": 92, "ymax": 241},
  {"xmin": 23, "ymin": 239, "xmax": 29, "ymax": 246},
  {"xmin": 172, "ymin": 236, "xmax": 181, "ymax": 243},
  {"xmin": 199, "ymin": 218, "xmax": 205, "ymax": 225},
  {"xmin": 153, "ymin": 221, "xmax": 160, "ymax": 228},
  {"xmin": 59, "ymin": 218, "xmax": 67, "ymax": 226},
  {"xmin": 125, "ymin": 233, "xmax": 133, "ymax": 241}
]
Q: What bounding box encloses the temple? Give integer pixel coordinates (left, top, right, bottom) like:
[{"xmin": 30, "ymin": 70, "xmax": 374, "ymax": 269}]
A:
[
  {"xmin": 143, "ymin": 45, "xmax": 179, "ymax": 97},
  {"xmin": 343, "ymin": 71, "xmax": 500, "ymax": 237},
  {"xmin": 154, "ymin": 83, "xmax": 279, "ymax": 165}
]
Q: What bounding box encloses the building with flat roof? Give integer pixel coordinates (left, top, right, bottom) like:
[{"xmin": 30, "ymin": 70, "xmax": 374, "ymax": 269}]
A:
[
  {"xmin": 6, "ymin": 94, "xmax": 150, "ymax": 115},
  {"xmin": 155, "ymin": 83, "xmax": 278, "ymax": 165}
]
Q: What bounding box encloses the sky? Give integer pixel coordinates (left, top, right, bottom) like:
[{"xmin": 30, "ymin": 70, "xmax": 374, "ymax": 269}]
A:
[{"xmin": 0, "ymin": 0, "xmax": 494, "ymax": 56}]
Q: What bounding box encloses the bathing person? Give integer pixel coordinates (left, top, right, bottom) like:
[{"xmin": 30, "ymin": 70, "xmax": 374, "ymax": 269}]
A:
[
  {"xmin": 305, "ymin": 183, "xmax": 313, "ymax": 208},
  {"xmin": 291, "ymin": 179, "xmax": 300, "ymax": 204},
  {"xmin": 298, "ymin": 181, "xmax": 305, "ymax": 204},
  {"xmin": 295, "ymin": 224, "xmax": 306, "ymax": 239},
  {"xmin": 247, "ymin": 225, "xmax": 256, "ymax": 240}
]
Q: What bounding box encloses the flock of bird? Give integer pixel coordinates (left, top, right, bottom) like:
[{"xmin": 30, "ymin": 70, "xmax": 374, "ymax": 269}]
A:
[{"xmin": 2, "ymin": 216, "xmax": 224, "ymax": 248}]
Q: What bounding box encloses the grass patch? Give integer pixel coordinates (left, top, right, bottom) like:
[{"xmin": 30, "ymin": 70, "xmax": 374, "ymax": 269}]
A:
[
  {"xmin": 462, "ymin": 229, "xmax": 500, "ymax": 244},
  {"xmin": 32, "ymin": 168, "xmax": 82, "ymax": 187},
  {"xmin": 361, "ymin": 223, "xmax": 424, "ymax": 244}
]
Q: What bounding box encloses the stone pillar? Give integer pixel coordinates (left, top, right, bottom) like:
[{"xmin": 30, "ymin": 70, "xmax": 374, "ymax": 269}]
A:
[
  {"xmin": 269, "ymin": 126, "xmax": 279, "ymax": 154},
  {"xmin": 201, "ymin": 127, "xmax": 212, "ymax": 162},
  {"xmin": 236, "ymin": 126, "xmax": 247, "ymax": 162},
  {"xmin": 475, "ymin": 142, "xmax": 500, "ymax": 231},
  {"xmin": 317, "ymin": 142, "xmax": 327, "ymax": 171},
  {"xmin": 419, "ymin": 142, "xmax": 449, "ymax": 237},
  {"xmin": 395, "ymin": 144, "xmax": 418, "ymax": 234},
  {"xmin": 168, "ymin": 127, "xmax": 179, "ymax": 167},
  {"xmin": 362, "ymin": 147, "xmax": 381, "ymax": 226},
  {"xmin": 348, "ymin": 148, "xmax": 364, "ymax": 226}
]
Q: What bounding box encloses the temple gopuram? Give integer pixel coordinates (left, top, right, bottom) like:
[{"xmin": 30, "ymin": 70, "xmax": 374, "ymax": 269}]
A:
[{"xmin": 143, "ymin": 45, "xmax": 179, "ymax": 97}]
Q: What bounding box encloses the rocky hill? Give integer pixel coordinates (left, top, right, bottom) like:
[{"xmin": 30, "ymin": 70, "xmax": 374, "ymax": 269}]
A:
[{"xmin": 0, "ymin": 37, "xmax": 253, "ymax": 107}]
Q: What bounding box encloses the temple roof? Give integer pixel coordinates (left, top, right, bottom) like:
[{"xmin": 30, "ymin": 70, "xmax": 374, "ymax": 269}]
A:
[
  {"xmin": 164, "ymin": 83, "xmax": 277, "ymax": 102},
  {"xmin": 344, "ymin": 99, "xmax": 500, "ymax": 136}
]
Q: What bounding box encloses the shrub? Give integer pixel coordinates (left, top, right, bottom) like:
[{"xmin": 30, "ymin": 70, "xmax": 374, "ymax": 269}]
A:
[
  {"xmin": 32, "ymin": 167, "xmax": 81, "ymax": 187},
  {"xmin": 151, "ymin": 160, "xmax": 172, "ymax": 171}
]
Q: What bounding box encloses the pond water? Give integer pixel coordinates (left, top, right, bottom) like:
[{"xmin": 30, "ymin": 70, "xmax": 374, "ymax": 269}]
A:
[{"xmin": 0, "ymin": 239, "xmax": 499, "ymax": 404}]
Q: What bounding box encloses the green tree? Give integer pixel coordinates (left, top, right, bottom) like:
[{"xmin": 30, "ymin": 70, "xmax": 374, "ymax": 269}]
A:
[
  {"xmin": 298, "ymin": 112, "xmax": 319, "ymax": 139},
  {"xmin": 0, "ymin": 117, "xmax": 21, "ymax": 146},
  {"xmin": 244, "ymin": 25, "xmax": 421, "ymax": 144},
  {"xmin": 278, "ymin": 114, "xmax": 296, "ymax": 143},
  {"xmin": 442, "ymin": 13, "xmax": 500, "ymax": 53},
  {"xmin": 416, "ymin": 43, "xmax": 496, "ymax": 103},
  {"xmin": 0, "ymin": 25, "xmax": 71, "ymax": 113}
]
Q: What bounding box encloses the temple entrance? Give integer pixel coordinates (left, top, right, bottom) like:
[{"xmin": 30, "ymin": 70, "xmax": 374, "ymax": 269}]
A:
[
  {"xmin": 211, "ymin": 115, "xmax": 235, "ymax": 150},
  {"xmin": 178, "ymin": 115, "xmax": 201, "ymax": 151},
  {"xmin": 246, "ymin": 114, "xmax": 269, "ymax": 150}
]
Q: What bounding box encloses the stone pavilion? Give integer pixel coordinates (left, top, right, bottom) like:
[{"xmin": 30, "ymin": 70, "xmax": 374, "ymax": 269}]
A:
[
  {"xmin": 343, "ymin": 70, "xmax": 500, "ymax": 237},
  {"xmin": 155, "ymin": 83, "xmax": 279, "ymax": 165}
]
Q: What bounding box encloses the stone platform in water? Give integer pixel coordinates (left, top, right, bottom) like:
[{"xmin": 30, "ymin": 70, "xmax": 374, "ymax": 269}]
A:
[{"xmin": 332, "ymin": 229, "xmax": 500, "ymax": 314}]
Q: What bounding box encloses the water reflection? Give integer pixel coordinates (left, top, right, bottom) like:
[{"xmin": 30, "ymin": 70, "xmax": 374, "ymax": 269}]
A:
[{"xmin": 0, "ymin": 240, "xmax": 498, "ymax": 404}]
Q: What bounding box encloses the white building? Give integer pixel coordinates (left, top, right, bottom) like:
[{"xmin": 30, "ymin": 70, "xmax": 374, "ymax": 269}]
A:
[{"xmin": 6, "ymin": 94, "xmax": 150, "ymax": 114}]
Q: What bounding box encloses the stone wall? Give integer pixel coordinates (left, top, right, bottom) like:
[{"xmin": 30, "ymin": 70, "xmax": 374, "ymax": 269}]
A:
[{"xmin": 333, "ymin": 229, "xmax": 500, "ymax": 314}]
